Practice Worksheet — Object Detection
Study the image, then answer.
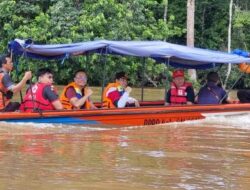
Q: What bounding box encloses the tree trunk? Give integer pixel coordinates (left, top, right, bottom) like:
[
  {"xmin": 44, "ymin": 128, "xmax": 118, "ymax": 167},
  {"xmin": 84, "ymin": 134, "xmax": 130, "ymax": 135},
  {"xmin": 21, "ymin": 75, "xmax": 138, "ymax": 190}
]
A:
[
  {"xmin": 187, "ymin": 0, "xmax": 197, "ymax": 81},
  {"xmin": 224, "ymin": 0, "xmax": 233, "ymax": 89},
  {"xmin": 163, "ymin": 0, "xmax": 168, "ymax": 22},
  {"xmin": 163, "ymin": 0, "xmax": 168, "ymax": 41},
  {"xmin": 201, "ymin": 7, "xmax": 206, "ymax": 45}
]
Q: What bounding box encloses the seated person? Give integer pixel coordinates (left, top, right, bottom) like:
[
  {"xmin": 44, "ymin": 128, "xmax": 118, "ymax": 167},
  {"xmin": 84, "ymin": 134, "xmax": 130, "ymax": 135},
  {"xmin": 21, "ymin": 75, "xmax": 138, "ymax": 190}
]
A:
[
  {"xmin": 0, "ymin": 53, "xmax": 32, "ymax": 112},
  {"xmin": 237, "ymin": 89, "xmax": 250, "ymax": 103},
  {"xmin": 165, "ymin": 69, "xmax": 195, "ymax": 105},
  {"xmin": 20, "ymin": 68, "xmax": 63, "ymax": 112},
  {"xmin": 197, "ymin": 71, "xmax": 228, "ymax": 104},
  {"xmin": 102, "ymin": 71, "xmax": 139, "ymax": 108},
  {"xmin": 60, "ymin": 70, "xmax": 97, "ymax": 109}
]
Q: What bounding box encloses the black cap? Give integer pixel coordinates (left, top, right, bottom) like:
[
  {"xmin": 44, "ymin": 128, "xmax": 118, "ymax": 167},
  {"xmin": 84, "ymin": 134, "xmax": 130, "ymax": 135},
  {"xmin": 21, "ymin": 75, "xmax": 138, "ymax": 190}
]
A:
[{"xmin": 115, "ymin": 71, "xmax": 128, "ymax": 80}]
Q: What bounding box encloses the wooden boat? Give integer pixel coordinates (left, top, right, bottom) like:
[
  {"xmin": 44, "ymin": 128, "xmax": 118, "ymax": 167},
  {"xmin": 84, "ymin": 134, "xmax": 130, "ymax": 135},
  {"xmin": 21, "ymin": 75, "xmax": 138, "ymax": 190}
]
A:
[
  {"xmin": 4, "ymin": 39, "xmax": 250, "ymax": 126},
  {"xmin": 1, "ymin": 101, "xmax": 250, "ymax": 126}
]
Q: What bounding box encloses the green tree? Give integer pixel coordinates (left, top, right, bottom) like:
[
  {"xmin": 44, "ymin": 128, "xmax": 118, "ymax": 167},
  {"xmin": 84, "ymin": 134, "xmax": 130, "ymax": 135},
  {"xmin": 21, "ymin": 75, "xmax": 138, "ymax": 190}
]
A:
[{"xmin": 1, "ymin": 0, "xmax": 250, "ymax": 88}]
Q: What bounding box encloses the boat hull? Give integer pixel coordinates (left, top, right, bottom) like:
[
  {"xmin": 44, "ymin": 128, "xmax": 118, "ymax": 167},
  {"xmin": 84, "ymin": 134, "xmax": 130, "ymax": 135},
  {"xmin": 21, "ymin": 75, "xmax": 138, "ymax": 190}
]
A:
[{"xmin": 0, "ymin": 102, "xmax": 249, "ymax": 126}]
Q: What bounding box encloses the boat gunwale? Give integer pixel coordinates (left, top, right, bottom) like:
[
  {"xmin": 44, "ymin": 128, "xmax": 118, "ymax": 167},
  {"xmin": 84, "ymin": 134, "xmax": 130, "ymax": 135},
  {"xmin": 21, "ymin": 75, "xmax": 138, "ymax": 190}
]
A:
[{"xmin": 0, "ymin": 102, "xmax": 250, "ymax": 120}]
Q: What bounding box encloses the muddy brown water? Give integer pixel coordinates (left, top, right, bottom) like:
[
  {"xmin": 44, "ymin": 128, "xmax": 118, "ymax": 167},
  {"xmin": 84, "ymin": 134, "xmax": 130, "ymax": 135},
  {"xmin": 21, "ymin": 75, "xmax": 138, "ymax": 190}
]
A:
[{"xmin": 0, "ymin": 112, "xmax": 249, "ymax": 190}]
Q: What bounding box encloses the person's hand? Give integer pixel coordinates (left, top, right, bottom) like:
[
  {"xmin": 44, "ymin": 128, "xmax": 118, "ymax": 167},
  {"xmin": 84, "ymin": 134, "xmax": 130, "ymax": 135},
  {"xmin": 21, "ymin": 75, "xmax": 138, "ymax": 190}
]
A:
[
  {"xmin": 125, "ymin": 86, "xmax": 132, "ymax": 94},
  {"xmin": 165, "ymin": 102, "xmax": 169, "ymax": 106},
  {"xmin": 23, "ymin": 71, "xmax": 32, "ymax": 81},
  {"xmin": 227, "ymin": 99, "xmax": 238, "ymax": 104},
  {"xmin": 91, "ymin": 105, "xmax": 98, "ymax": 109},
  {"xmin": 134, "ymin": 100, "xmax": 140, "ymax": 107},
  {"xmin": 85, "ymin": 88, "xmax": 93, "ymax": 97}
]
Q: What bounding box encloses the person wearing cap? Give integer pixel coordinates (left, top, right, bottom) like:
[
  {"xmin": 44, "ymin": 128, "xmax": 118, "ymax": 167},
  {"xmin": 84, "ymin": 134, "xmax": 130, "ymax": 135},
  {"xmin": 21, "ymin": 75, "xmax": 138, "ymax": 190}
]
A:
[
  {"xmin": 60, "ymin": 70, "xmax": 97, "ymax": 110},
  {"xmin": 197, "ymin": 71, "xmax": 229, "ymax": 104},
  {"xmin": 0, "ymin": 53, "xmax": 32, "ymax": 111},
  {"xmin": 165, "ymin": 69, "xmax": 195, "ymax": 105},
  {"xmin": 102, "ymin": 71, "xmax": 140, "ymax": 108},
  {"xmin": 20, "ymin": 68, "xmax": 63, "ymax": 112}
]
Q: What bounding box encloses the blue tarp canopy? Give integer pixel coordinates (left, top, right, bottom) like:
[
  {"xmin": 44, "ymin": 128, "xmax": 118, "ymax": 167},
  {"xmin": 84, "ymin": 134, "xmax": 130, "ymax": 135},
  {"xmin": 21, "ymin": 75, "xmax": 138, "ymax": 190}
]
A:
[{"xmin": 8, "ymin": 39, "xmax": 250, "ymax": 69}]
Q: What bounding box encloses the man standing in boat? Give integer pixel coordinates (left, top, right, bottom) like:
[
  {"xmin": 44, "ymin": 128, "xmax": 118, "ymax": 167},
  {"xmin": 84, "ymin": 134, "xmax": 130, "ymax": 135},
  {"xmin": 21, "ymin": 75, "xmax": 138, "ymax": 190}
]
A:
[
  {"xmin": 0, "ymin": 53, "xmax": 32, "ymax": 111},
  {"xmin": 60, "ymin": 70, "xmax": 97, "ymax": 110},
  {"xmin": 165, "ymin": 69, "xmax": 195, "ymax": 105},
  {"xmin": 102, "ymin": 71, "xmax": 140, "ymax": 108},
  {"xmin": 20, "ymin": 68, "xmax": 63, "ymax": 112}
]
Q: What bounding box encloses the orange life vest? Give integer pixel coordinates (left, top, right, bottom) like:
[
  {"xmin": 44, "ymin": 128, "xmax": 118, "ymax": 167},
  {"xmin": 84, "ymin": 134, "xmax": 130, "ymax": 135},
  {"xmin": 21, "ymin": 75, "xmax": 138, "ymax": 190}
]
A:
[
  {"xmin": 170, "ymin": 82, "xmax": 192, "ymax": 104},
  {"xmin": 102, "ymin": 82, "xmax": 121, "ymax": 108},
  {"xmin": 60, "ymin": 82, "xmax": 91, "ymax": 110},
  {"xmin": 0, "ymin": 72, "xmax": 11, "ymax": 110},
  {"xmin": 238, "ymin": 63, "xmax": 250, "ymax": 73}
]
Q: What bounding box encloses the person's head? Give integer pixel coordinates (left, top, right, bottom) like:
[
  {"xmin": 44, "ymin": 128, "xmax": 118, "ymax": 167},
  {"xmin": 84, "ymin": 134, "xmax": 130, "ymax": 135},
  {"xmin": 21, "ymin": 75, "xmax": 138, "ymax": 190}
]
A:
[
  {"xmin": 74, "ymin": 70, "xmax": 87, "ymax": 87},
  {"xmin": 37, "ymin": 68, "xmax": 54, "ymax": 84},
  {"xmin": 172, "ymin": 69, "xmax": 185, "ymax": 87},
  {"xmin": 115, "ymin": 71, "xmax": 128, "ymax": 88},
  {"xmin": 0, "ymin": 53, "xmax": 13, "ymax": 72},
  {"xmin": 207, "ymin": 71, "xmax": 219, "ymax": 84}
]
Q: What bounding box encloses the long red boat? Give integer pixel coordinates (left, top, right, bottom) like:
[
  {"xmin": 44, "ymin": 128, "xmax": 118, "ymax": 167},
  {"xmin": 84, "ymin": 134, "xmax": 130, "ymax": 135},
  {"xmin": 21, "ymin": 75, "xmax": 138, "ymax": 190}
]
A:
[
  {"xmin": 0, "ymin": 101, "xmax": 249, "ymax": 126},
  {"xmin": 4, "ymin": 39, "xmax": 250, "ymax": 126}
]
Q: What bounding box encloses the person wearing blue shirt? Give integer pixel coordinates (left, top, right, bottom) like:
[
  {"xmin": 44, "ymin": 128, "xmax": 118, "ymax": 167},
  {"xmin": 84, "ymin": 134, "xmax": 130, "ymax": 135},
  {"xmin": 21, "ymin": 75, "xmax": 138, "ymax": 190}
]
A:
[
  {"xmin": 237, "ymin": 90, "xmax": 250, "ymax": 103},
  {"xmin": 197, "ymin": 72, "xmax": 229, "ymax": 104}
]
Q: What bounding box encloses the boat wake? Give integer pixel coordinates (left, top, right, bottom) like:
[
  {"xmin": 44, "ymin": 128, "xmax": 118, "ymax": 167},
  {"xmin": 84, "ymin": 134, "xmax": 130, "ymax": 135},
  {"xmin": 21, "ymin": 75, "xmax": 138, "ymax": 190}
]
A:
[
  {"xmin": 0, "ymin": 121, "xmax": 111, "ymax": 134},
  {"xmin": 174, "ymin": 111, "xmax": 250, "ymax": 129},
  {"xmin": 1, "ymin": 111, "xmax": 250, "ymax": 132}
]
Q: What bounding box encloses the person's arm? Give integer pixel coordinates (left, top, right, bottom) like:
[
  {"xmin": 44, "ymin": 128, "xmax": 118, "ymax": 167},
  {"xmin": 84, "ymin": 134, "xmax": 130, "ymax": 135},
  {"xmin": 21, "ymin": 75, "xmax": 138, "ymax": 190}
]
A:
[
  {"xmin": 127, "ymin": 96, "xmax": 140, "ymax": 107},
  {"xmin": 221, "ymin": 89, "xmax": 229, "ymax": 104},
  {"xmin": 87, "ymin": 97, "xmax": 98, "ymax": 109},
  {"xmin": 165, "ymin": 90, "xmax": 171, "ymax": 105},
  {"xmin": 117, "ymin": 92, "xmax": 129, "ymax": 108},
  {"xmin": 89, "ymin": 100, "xmax": 98, "ymax": 109},
  {"xmin": 52, "ymin": 100, "xmax": 63, "ymax": 110},
  {"xmin": 11, "ymin": 71, "xmax": 32, "ymax": 93},
  {"xmin": 107, "ymin": 87, "xmax": 129, "ymax": 108},
  {"xmin": 43, "ymin": 86, "xmax": 63, "ymax": 110},
  {"xmin": 186, "ymin": 86, "xmax": 195, "ymax": 104},
  {"xmin": 116, "ymin": 86, "xmax": 132, "ymax": 108},
  {"xmin": 69, "ymin": 88, "xmax": 93, "ymax": 109}
]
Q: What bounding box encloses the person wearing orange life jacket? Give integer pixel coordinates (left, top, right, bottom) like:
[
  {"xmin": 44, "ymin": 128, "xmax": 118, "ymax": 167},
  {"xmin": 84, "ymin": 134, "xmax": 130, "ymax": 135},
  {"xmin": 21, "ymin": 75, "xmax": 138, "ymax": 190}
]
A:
[
  {"xmin": 102, "ymin": 71, "xmax": 140, "ymax": 108},
  {"xmin": 237, "ymin": 53, "xmax": 250, "ymax": 103},
  {"xmin": 0, "ymin": 53, "xmax": 32, "ymax": 111},
  {"xmin": 60, "ymin": 70, "xmax": 97, "ymax": 110},
  {"xmin": 165, "ymin": 69, "xmax": 195, "ymax": 105},
  {"xmin": 20, "ymin": 68, "xmax": 63, "ymax": 112}
]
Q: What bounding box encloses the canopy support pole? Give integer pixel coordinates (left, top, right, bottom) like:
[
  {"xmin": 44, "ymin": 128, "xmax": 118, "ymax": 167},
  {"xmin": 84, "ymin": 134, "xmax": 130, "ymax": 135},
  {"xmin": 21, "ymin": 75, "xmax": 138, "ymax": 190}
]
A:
[
  {"xmin": 220, "ymin": 72, "xmax": 245, "ymax": 104},
  {"xmin": 12, "ymin": 51, "xmax": 23, "ymax": 103},
  {"xmin": 141, "ymin": 57, "xmax": 146, "ymax": 101},
  {"xmin": 216, "ymin": 64, "xmax": 224, "ymax": 87},
  {"xmin": 164, "ymin": 57, "xmax": 170, "ymax": 100},
  {"xmin": 26, "ymin": 56, "xmax": 36, "ymax": 112},
  {"xmin": 100, "ymin": 47, "xmax": 108, "ymax": 106},
  {"xmin": 86, "ymin": 53, "xmax": 90, "ymax": 71}
]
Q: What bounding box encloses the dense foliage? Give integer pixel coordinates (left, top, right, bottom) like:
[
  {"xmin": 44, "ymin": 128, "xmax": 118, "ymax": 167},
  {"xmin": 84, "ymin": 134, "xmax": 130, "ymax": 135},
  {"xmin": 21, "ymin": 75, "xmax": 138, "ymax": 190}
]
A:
[{"xmin": 0, "ymin": 0, "xmax": 250, "ymax": 88}]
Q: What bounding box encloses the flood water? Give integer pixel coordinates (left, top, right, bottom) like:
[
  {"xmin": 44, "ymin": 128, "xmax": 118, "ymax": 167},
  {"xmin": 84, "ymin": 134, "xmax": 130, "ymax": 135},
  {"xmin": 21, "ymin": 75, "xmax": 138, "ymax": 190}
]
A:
[{"xmin": 0, "ymin": 113, "xmax": 250, "ymax": 190}]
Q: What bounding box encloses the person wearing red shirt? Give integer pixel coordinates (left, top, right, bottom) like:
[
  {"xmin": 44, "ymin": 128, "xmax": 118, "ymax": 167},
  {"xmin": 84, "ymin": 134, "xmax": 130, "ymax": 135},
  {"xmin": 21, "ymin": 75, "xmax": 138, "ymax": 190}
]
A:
[{"xmin": 102, "ymin": 71, "xmax": 139, "ymax": 108}]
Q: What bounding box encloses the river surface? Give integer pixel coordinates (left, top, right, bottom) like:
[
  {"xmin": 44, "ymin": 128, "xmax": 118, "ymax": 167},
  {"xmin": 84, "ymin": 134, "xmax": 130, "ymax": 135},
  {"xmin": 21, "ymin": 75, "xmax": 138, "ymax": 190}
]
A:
[{"xmin": 0, "ymin": 113, "xmax": 250, "ymax": 190}]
